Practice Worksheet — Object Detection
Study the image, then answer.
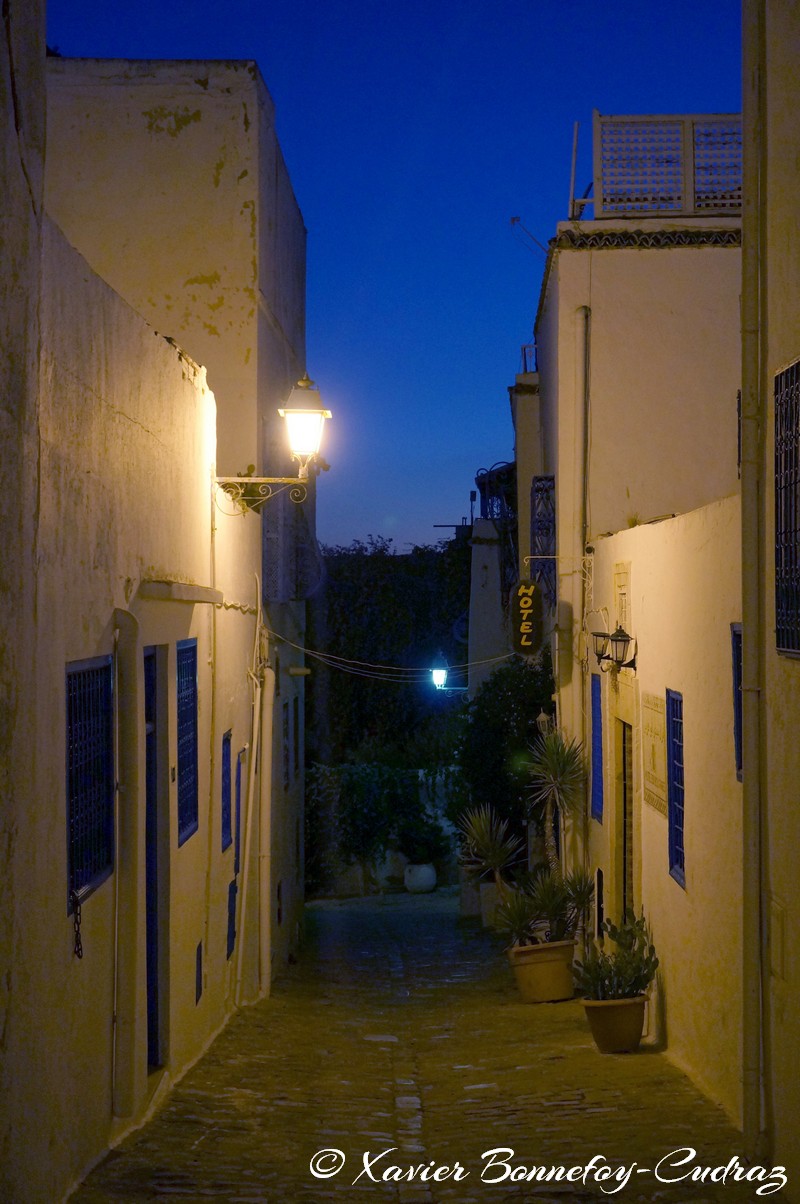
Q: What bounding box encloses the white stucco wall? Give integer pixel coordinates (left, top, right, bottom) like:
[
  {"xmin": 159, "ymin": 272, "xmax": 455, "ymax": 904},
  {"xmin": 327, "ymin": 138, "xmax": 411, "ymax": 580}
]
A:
[
  {"xmin": 754, "ymin": 3, "xmax": 800, "ymax": 1183},
  {"xmin": 45, "ymin": 57, "xmax": 307, "ymax": 478},
  {"xmin": 0, "ymin": 218, "xmax": 266, "ymax": 1204},
  {"xmin": 588, "ymin": 496, "xmax": 743, "ymax": 1122}
]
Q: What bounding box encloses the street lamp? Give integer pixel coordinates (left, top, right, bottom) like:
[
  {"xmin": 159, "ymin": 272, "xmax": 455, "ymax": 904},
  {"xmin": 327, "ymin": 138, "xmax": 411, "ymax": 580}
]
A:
[
  {"xmin": 591, "ymin": 625, "xmax": 637, "ymax": 672},
  {"xmin": 217, "ymin": 374, "xmax": 331, "ymax": 511},
  {"xmin": 430, "ymin": 653, "xmax": 467, "ymax": 694}
]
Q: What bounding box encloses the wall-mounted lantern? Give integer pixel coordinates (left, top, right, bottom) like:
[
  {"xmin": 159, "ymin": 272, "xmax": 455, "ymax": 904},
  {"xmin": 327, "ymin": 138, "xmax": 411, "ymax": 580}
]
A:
[
  {"xmin": 591, "ymin": 625, "xmax": 637, "ymax": 672},
  {"xmin": 217, "ymin": 374, "xmax": 331, "ymax": 511}
]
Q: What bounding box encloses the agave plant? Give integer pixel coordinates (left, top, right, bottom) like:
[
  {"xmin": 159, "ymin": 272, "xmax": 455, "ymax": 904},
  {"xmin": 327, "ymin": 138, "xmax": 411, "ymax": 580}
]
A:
[
  {"xmin": 457, "ymin": 804, "xmax": 525, "ymax": 900},
  {"xmin": 572, "ymin": 911, "xmax": 659, "ymax": 999},
  {"xmin": 526, "ymin": 729, "xmax": 587, "ymax": 876}
]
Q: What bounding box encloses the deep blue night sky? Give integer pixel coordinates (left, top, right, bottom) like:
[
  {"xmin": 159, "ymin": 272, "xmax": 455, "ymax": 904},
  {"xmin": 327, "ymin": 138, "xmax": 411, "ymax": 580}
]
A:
[{"xmin": 45, "ymin": 1, "xmax": 742, "ymax": 549}]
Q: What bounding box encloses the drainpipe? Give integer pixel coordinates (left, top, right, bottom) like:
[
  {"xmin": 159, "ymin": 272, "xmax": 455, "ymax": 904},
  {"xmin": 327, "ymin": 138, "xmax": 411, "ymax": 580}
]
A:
[
  {"xmin": 741, "ymin": 0, "xmax": 768, "ymax": 1161},
  {"xmin": 235, "ymin": 581, "xmax": 264, "ymax": 1006},
  {"xmin": 576, "ymin": 305, "xmax": 592, "ymax": 862},
  {"xmin": 258, "ymin": 659, "xmax": 276, "ymax": 997}
]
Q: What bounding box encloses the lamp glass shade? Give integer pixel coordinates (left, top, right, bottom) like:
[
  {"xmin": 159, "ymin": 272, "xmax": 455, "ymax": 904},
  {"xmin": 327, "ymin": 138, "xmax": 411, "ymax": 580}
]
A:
[
  {"xmin": 432, "ymin": 667, "xmax": 448, "ymax": 689},
  {"xmin": 608, "ymin": 626, "xmax": 632, "ymax": 666},
  {"xmin": 591, "ymin": 631, "xmax": 609, "ymax": 660},
  {"xmin": 279, "ymin": 407, "xmax": 330, "ymax": 459}
]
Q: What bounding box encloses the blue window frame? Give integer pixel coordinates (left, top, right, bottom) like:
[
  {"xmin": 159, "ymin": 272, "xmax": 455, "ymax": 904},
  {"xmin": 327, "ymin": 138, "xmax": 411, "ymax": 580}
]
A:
[
  {"xmin": 731, "ymin": 624, "xmax": 743, "ymax": 781},
  {"xmin": 775, "ymin": 360, "xmax": 800, "ymax": 653},
  {"xmin": 66, "ymin": 656, "xmax": 115, "ymax": 909},
  {"xmin": 221, "ymin": 730, "xmax": 232, "ymax": 851},
  {"xmin": 666, "ymin": 689, "xmax": 685, "ymax": 888},
  {"xmin": 176, "ymin": 640, "xmax": 199, "ymax": 846},
  {"xmin": 590, "ymin": 674, "xmax": 603, "ymax": 822}
]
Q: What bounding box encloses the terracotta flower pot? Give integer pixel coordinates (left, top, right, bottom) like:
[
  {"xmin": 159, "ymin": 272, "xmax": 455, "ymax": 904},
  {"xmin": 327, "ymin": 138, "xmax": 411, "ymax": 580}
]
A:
[
  {"xmin": 583, "ymin": 994, "xmax": 648, "ymax": 1053},
  {"xmin": 507, "ymin": 939, "xmax": 576, "ymax": 1003}
]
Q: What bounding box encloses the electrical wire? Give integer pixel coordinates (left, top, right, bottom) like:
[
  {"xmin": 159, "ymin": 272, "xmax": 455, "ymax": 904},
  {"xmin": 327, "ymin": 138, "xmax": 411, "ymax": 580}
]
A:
[{"xmin": 261, "ymin": 624, "xmax": 515, "ymax": 684}]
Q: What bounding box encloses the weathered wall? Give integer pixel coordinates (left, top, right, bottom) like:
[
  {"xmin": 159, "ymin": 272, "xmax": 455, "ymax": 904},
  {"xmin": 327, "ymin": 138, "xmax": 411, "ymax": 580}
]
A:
[
  {"xmin": 467, "ymin": 519, "xmax": 509, "ymax": 695},
  {"xmin": 589, "ymin": 496, "xmax": 743, "ymax": 1122},
  {"xmin": 45, "ymin": 55, "xmax": 312, "ymax": 986},
  {"xmin": 755, "ymin": 1, "xmax": 800, "ymax": 1184},
  {"xmin": 0, "ymin": 216, "xmax": 262, "ymax": 1203},
  {"xmin": 0, "ymin": 2, "xmax": 46, "ymax": 1195},
  {"xmin": 45, "ymin": 58, "xmax": 307, "ymax": 477}
]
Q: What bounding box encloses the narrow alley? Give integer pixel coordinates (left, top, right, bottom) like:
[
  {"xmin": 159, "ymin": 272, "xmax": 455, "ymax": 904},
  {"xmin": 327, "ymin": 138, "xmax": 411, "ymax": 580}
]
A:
[{"xmin": 70, "ymin": 892, "xmax": 766, "ymax": 1204}]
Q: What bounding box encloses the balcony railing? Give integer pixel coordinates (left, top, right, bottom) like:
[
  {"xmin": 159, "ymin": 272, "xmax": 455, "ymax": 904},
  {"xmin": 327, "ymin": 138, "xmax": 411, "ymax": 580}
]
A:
[{"xmin": 583, "ymin": 111, "xmax": 742, "ymax": 219}]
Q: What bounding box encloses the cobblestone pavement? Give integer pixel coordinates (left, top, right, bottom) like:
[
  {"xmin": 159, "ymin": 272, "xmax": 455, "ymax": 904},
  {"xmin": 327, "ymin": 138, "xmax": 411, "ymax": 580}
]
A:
[{"xmin": 71, "ymin": 891, "xmax": 776, "ymax": 1204}]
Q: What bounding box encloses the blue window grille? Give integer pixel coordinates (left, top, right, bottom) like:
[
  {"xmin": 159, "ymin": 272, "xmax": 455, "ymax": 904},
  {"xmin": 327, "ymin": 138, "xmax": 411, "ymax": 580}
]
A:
[
  {"xmin": 530, "ymin": 475, "xmax": 556, "ymax": 609},
  {"xmin": 731, "ymin": 625, "xmax": 743, "ymax": 780},
  {"xmin": 176, "ymin": 640, "xmax": 199, "ymax": 846},
  {"xmin": 666, "ymin": 689, "xmax": 686, "ymax": 888},
  {"xmin": 221, "ymin": 730, "xmax": 232, "ymax": 851},
  {"xmin": 66, "ymin": 656, "xmax": 115, "ymax": 908},
  {"xmin": 590, "ymin": 674, "xmax": 603, "ymax": 822},
  {"xmin": 775, "ymin": 360, "xmax": 800, "ymax": 653},
  {"xmin": 226, "ymin": 880, "xmax": 237, "ymax": 959}
]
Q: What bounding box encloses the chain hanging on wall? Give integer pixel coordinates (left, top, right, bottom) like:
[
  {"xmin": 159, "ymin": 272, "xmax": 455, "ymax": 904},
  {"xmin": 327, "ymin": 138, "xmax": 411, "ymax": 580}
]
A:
[{"xmin": 69, "ymin": 890, "xmax": 83, "ymax": 959}]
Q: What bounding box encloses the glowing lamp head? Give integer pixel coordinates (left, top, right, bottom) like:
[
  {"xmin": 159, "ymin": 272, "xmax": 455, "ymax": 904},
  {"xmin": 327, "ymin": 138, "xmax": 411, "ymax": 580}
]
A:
[
  {"xmin": 432, "ymin": 667, "xmax": 448, "ymax": 689},
  {"xmin": 279, "ymin": 375, "xmax": 331, "ymax": 469}
]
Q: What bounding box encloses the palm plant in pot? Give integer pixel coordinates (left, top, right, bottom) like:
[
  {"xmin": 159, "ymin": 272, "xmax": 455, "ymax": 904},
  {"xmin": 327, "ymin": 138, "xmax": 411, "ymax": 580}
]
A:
[
  {"xmin": 572, "ymin": 912, "xmax": 659, "ymax": 1053},
  {"xmin": 458, "ymin": 804, "xmax": 525, "ymax": 926},
  {"xmin": 495, "ymin": 866, "xmax": 594, "ymax": 1002},
  {"xmin": 492, "ymin": 728, "xmax": 593, "ymax": 1003}
]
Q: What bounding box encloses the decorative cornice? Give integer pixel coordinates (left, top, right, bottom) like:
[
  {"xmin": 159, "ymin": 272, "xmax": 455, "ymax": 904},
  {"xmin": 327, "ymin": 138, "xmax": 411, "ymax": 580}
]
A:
[{"xmin": 552, "ymin": 227, "xmax": 741, "ymax": 251}]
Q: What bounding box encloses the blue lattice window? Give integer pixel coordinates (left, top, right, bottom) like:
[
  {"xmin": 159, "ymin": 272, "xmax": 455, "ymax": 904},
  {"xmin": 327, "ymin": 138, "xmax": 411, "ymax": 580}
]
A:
[
  {"xmin": 221, "ymin": 730, "xmax": 232, "ymax": 851},
  {"xmin": 530, "ymin": 475, "xmax": 556, "ymax": 609},
  {"xmin": 66, "ymin": 656, "xmax": 115, "ymax": 909},
  {"xmin": 590, "ymin": 674, "xmax": 603, "ymax": 822},
  {"xmin": 775, "ymin": 361, "xmax": 800, "ymax": 653},
  {"xmin": 666, "ymin": 689, "xmax": 685, "ymax": 888},
  {"xmin": 177, "ymin": 640, "xmax": 199, "ymax": 846}
]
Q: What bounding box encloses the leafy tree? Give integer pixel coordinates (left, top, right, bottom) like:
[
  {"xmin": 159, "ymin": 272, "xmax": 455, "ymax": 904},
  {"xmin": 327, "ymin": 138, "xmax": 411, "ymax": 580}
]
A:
[
  {"xmin": 454, "ymin": 655, "xmax": 554, "ymax": 835},
  {"xmin": 306, "ymin": 534, "xmax": 471, "ymax": 769}
]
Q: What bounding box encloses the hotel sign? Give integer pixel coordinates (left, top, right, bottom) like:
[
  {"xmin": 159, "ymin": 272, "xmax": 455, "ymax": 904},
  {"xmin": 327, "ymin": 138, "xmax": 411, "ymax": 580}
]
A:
[{"xmin": 512, "ymin": 579, "xmax": 540, "ymax": 654}]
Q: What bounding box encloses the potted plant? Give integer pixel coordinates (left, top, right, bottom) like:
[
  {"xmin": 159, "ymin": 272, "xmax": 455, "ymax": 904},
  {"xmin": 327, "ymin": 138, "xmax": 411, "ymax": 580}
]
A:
[
  {"xmin": 396, "ymin": 814, "xmax": 451, "ymax": 894},
  {"xmin": 458, "ymin": 804, "xmax": 525, "ymax": 926},
  {"xmin": 495, "ymin": 867, "xmax": 594, "ymax": 1002},
  {"xmin": 572, "ymin": 912, "xmax": 659, "ymax": 1053}
]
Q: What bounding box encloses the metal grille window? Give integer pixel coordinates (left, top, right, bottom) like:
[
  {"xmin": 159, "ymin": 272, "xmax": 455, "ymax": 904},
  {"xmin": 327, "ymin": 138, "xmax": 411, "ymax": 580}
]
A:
[
  {"xmin": 221, "ymin": 730, "xmax": 232, "ymax": 851},
  {"xmin": 666, "ymin": 689, "xmax": 686, "ymax": 888},
  {"xmin": 66, "ymin": 656, "xmax": 115, "ymax": 908},
  {"xmin": 775, "ymin": 361, "xmax": 800, "ymax": 653},
  {"xmin": 590, "ymin": 674, "xmax": 603, "ymax": 822},
  {"xmin": 594, "ymin": 113, "xmax": 742, "ymax": 217},
  {"xmin": 530, "ymin": 475, "xmax": 556, "ymax": 609},
  {"xmin": 176, "ymin": 640, "xmax": 199, "ymax": 846},
  {"xmin": 731, "ymin": 625, "xmax": 743, "ymax": 781}
]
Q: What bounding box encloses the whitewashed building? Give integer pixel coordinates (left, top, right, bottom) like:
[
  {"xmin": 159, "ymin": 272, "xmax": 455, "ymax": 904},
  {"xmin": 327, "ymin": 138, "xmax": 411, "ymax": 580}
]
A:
[
  {"xmin": 0, "ymin": 12, "xmax": 318, "ymax": 1201},
  {"xmin": 514, "ymin": 112, "xmax": 745, "ymax": 1122}
]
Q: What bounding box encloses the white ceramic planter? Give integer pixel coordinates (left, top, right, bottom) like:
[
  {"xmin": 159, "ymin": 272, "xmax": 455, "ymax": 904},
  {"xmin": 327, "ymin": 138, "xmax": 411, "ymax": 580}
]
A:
[{"xmin": 404, "ymin": 863, "xmax": 437, "ymax": 893}]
